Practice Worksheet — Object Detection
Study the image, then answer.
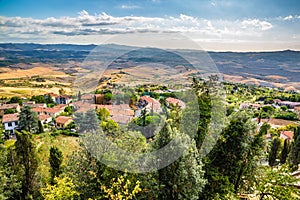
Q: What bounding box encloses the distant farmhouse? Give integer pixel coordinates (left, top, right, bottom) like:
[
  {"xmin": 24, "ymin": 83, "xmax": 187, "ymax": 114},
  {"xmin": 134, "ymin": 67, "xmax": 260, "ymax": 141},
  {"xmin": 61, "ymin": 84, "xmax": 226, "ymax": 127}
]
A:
[
  {"xmin": 2, "ymin": 113, "xmax": 19, "ymax": 134},
  {"xmin": 44, "ymin": 93, "xmax": 72, "ymax": 104},
  {"xmin": 0, "ymin": 103, "xmax": 21, "ymax": 117}
]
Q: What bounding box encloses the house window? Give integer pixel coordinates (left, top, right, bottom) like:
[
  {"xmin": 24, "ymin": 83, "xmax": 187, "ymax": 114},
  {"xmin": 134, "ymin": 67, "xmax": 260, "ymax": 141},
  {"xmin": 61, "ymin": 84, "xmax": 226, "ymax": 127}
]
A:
[{"xmin": 8, "ymin": 122, "xmax": 12, "ymax": 127}]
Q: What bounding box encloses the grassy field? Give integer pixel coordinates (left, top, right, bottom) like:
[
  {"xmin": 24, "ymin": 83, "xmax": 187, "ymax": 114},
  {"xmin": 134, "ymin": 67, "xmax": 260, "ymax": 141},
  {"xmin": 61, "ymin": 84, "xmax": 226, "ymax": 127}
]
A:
[
  {"xmin": 4, "ymin": 133, "xmax": 80, "ymax": 184},
  {"xmin": 0, "ymin": 67, "xmax": 68, "ymax": 79},
  {"xmin": 0, "ymin": 86, "xmax": 72, "ymax": 98},
  {"xmin": 0, "ymin": 66, "xmax": 73, "ymax": 97},
  {"xmin": 34, "ymin": 133, "xmax": 80, "ymax": 183}
]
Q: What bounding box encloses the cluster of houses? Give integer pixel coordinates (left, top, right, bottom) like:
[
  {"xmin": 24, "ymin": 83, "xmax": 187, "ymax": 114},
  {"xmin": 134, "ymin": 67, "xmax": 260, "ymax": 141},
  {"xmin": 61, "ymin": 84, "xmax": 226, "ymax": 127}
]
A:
[
  {"xmin": 72, "ymin": 93, "xmax": 186, "ymax": 125},
  {"xmin": 1, "ymin": 94, "xmax": 73, "ymax": 134},
  {"xmin": 1, "ymin": 91, "xmax": 187, "ymax": 136},
  {"xmin": 240, "ymin": 99, "xmax": 300, "ymax": 109},
  {"xmin": 240, "ymin": 99, "xmax": 300, "ymax": 119}
]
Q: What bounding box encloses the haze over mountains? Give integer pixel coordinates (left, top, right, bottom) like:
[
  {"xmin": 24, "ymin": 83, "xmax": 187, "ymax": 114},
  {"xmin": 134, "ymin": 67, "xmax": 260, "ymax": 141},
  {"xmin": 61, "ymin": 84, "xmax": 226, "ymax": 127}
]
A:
[{"xmin": 0, "ymin": 43, "xmax": 299, "ymax": 91}]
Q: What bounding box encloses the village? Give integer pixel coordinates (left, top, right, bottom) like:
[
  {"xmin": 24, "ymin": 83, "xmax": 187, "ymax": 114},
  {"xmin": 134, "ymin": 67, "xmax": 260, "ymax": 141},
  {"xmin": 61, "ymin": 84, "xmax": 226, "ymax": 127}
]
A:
[{"xmin": 0, "ymin": 89, "xmax": 186, "ymax": 139}]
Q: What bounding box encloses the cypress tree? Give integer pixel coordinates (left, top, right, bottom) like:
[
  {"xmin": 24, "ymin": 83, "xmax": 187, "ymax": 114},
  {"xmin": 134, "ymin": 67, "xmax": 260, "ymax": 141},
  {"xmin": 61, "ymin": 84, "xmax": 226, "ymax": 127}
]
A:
[
  {"xmin": 49, "ymin": 146, "xmax": 63, "ymax": 184},
  {"xmin": 269, "ymin": 137, "xmax": 281, "ymax": 167},
  {"xmin": 280, "ymin": 139, "xmax": 291, "ymax": 164}
]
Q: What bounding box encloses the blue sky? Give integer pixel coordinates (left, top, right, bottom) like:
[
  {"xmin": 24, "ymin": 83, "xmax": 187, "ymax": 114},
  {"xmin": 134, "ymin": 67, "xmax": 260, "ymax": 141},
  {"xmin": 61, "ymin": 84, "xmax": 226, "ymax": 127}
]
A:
[{"xmin": 0, "ymin": 0, "xmax": 299, "ymax": 51}]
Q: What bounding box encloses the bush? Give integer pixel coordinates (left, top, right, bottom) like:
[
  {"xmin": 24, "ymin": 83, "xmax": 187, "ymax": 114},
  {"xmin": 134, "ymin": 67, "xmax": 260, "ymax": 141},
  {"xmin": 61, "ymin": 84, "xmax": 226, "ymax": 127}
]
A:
[{"xmin": 274, "ymin": 111, "xmax": 298, "ymax": 120}]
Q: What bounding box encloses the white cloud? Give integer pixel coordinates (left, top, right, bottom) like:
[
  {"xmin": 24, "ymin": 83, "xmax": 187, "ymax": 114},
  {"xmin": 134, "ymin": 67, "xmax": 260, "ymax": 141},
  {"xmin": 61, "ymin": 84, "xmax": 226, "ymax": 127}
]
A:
[
  {"xmin": 241, "ymin": 19, "xmax": 273, "ymax": 30},
  {"xmin": 277, "ymin": 15, "xmax": 300, "ymax": 21},
  {"xmin": 120, "ymin": 5, "xmax": 140, "ymax": 9},
  {"xmin": 1, "ymin": 10, "xmax": 295, "ymax": 50},
  {"xmin": 284, "ymin": 15, "xmax": 293, "ymax": 21}
]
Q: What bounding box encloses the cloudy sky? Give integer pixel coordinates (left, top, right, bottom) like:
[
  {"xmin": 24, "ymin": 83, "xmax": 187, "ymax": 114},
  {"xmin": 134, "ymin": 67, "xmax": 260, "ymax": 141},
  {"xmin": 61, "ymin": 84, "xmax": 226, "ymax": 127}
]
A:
[{"xmin": 0, "ymin": 0, "xmax": 299, "ymax": 51}]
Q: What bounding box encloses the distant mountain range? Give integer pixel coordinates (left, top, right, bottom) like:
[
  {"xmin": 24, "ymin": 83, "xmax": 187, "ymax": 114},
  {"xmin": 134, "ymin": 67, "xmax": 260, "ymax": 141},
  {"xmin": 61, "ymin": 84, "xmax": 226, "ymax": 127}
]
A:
[{"xmin": 0, "ymin": 43, "xmax": 299, "ymax": 90}]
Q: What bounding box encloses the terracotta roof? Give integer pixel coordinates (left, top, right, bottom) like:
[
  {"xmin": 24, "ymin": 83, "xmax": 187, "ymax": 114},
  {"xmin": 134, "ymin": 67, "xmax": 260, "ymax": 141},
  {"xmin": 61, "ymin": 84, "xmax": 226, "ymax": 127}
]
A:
[
  {"xmin": 52, "ymin": 104, "xmax": 67, "ymax": 110},
  {"xmin": 0, "ymin": 103, "xmax": 19, "ymax": 110},
  {"xmin": 95, "ymin": 94, "xmax": 104, "ymax": 98},
  {"xmin": 81, "ymin": 94, "xmax": 95, "ymax": 100},
  {"xmin": 56, "ymin": 116, "xmax": 72, "ymax": 125},
  {"xmin": 30, "ymin": 103, "xmax": 46, "ymax": 108},
  {"xmin": 140, "ymin": 96, "xmax": 159, "ymax": 104},
  {"xmin": 2, "ymin": 113, "xmax": 19, "ymax": 123},
  {"xmin": 280, "ymin": 131, "xmax": 294, "ymax": 140},
  {"xmin": 166, "ymin": 97, "xmax": 185, "ymax": 108},
  {"xmin": 38, "ymin": 114, "xmax": 52, "ymax": 121},
  {"xmin": 44, "ymin": 107, "xmax": 61, "ymax": 113},
  {"xmin": 32, "ymin": 107, "xmax": 44, "ymax": 113},
  {"xmin": 73, "ymin": 101, "xmax": 97, "ymax": 112},
  {"xmin": 295, "ymin": 106, "xmax": 300, "ymax": 111},
  {"xmin": 45, "ymin": 93, "xmax": 59, "ymax": 97}
]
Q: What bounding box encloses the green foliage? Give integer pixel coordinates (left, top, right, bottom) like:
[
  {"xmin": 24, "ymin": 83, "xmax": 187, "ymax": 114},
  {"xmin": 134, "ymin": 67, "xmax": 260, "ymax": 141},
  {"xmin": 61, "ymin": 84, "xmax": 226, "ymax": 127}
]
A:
[
  {"xmin": 19, "ymin": 106, "xmax": 39, "ymax": 133},
  {"xmin": 38, "ymin": 120, "xmax": 44, "ymax": 134},
  {"xmin": 97, "ymin": 107, "xmax": 110, "ymax": 121},
  {"xmin": 45, "ymin": 94, "xmax": 54, "ymax": 104},
  {"xmin": 41, "ymin": 177, "xmax": 78, "ymax": 200},
  {"xmin": 128, "ymin": 111, "xmax": 161, "ymax": 137},
  {"xmin": 202, "ymin": 111, "xmax": 263, "ymax": 199},
  {"xmin": 74, "ymin": 109, "xmax": 99, "ymax": 133},
  {"xmin": 104, "ymin": 92, "xmax": 113, "ymax": 102},
  {"xmin": 15, "ymin": 131, "xmax": 38, "ymax": 198},
  {"xmin": 101, "ymin": 175, "xmax": 142, "ymax": 200},
  {"xmin": 280, "ymin": 105, "xmax": 288, "ymax": 111},
  {"xmin": 63, "ymin": 106, "xmax": 73, "ymax": 116},
  {"xmin": 101, "ymin": 119, "xmax": 119, "ymax": 136},
  {"xmin": 4, "ymin": 108, "xmax": 18, "ymax": 114},
  {"xmin": 280, "ymin": 139, "xmax": 291, "ymax": 164},
  {"xmin": 192, "ymin": 77, "xmax": 212, "ymax": 150},
  {"xmin": 65, "ymin": 146, "xmax": 109, "ymax": 199},
  {"xmin": 59, "ymin": 88, "xmax": 66, "ymax": 95},
  {"xmin": 8, "ymin": 96, "xmax": 22, "ymax": 105},
  {"xmin": 149, "ymin": 92, "xmax": 160, "ymax": 99},
  {"xmin": 155, "ymin": 116, "xmax": 206, "ymax": 200},
  {"xmin": 30, "ymin": 95, "xmax": 46, "ymax": 103},
  {"xmin": 0, "ymin": 145, "xmax": 21, "ymax": 200},
  {"xmin": 289, "ymin": 126, "xmax": 300, "ymax": 170},
  {"xmin": 254, "ymin": 165, "xmax": 300, "ymax": 200},
  {"xmin": 49, "ymin": 146, "xmax": 63, "ymax": 184},
  {"xmin": 274, "ymin": 111, "xmax": 298, "ymax": 120},
  {"xmin": 269, "ymin": 137, "xmax": 281, "ymax": 167}
]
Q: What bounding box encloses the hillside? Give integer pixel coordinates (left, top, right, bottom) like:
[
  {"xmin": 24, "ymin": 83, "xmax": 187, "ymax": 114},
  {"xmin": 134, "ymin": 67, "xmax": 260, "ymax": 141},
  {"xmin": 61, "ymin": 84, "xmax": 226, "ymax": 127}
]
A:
[{"xmin": 0, "ymin": 43, "xmax": 299, "ymax": 91}]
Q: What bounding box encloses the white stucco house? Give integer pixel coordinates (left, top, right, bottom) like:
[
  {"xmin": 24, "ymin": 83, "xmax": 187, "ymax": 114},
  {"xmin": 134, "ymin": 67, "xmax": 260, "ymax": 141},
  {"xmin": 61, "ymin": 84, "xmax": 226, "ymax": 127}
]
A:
[{"xmin": 2, "ymin": 113, "xmax": 19, "ymax": 134}]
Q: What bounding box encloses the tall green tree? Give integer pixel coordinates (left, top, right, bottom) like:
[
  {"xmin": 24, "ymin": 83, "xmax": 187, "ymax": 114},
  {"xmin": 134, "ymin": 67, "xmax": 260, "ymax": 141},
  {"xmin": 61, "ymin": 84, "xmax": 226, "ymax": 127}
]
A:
[
  {"xmin": 74, "ymin": 109, "xmax": 99, "ymax": 133},
  {"xmin": 19, "ymin": 106, "xmax": 39, "ymax": 133},
  {"xmin": 289, "ymin": 126, "xmax": 300, "ymax": 170},
  {"xmin": 201, "ymin": 111, "xmax": 260, "ymax": 199},
  {"xmin": 37, "ymin": 120, "xmax": 44, "ymax": 134},
  {"xmin": 268, "ymin": 137, "xmax": 281, "ymax": 167},
  {"xmin": 155, "ymin": 117, "xmax": 207, "ymax": 200},
  {"xmin": 49, "ymin": 146, "xmax": 63, "ymax": 184},
  {"xmin": 280, "ymin": 139, "xmax": 291, "ymax": 164},
  {"xmin": 233, "ymin": 122, "xmax": 268, "ymax": 193},
  {"xmin": 66, "ymin": 144, "xmax": 116, "ymax": 199},
  {"xmin": 0, "ymin": 145, "xmax": 21, "ymax": 200},
  {"xmin": 77, "ymin": 91, "xmax": 81, "ymax": 101},
  {"xmin": 192, "ymin": 77, "xmax": 212, "ymax": 150},
  {"xmin": 15, "ymin": 131, "xmax": 38, "ymax": 199}
]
